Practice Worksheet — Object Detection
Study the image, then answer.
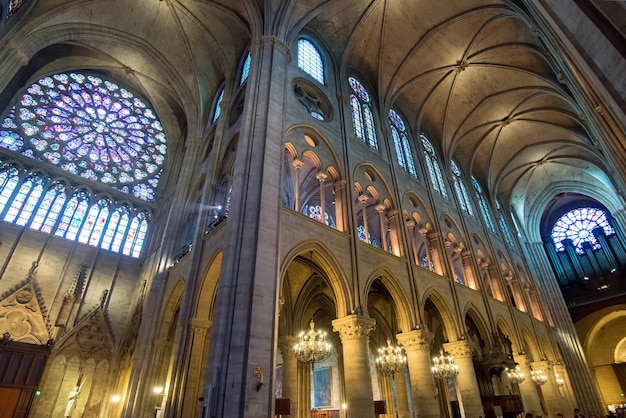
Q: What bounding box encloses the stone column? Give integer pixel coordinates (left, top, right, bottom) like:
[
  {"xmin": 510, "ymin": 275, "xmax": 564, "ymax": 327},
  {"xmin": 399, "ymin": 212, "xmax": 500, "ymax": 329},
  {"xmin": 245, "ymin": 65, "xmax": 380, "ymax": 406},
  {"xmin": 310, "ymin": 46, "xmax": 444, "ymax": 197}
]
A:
[
  {"xmin": 333, "ymin": 180, "xmax": 347, "ymax": 232},
  {"xmin": 426, "ymin": 232, "xmax": 445, "ymax": 275},
  {"xmin": 359, "ymin": 194, "xmax": 370, "ymax": 244},
  {"xmin": 388, "ymin": 209, "xmax": 402, "ymax": 257},
  {"xmin": 461, "ymin": 250, "xmax": 478, "ymax": 289},
  {"xmin": 278, "ymin": 336, "xmax": 299, "ymax": 415},
  {"xmin": 406, "ymin": 221, "xmax": 418, "ymax": 265},
  {"xmin": 394, "ymin": 369, "xmax": 411, "ymax": 418},
  {"xmin": 292, "ymin": 159, "xmax": 304, "ymax": 212},
  {"xmin": 532, "ymin": 360, "xmax": 562, "ymax": 418},
  {"xmin": 376, "ymin": 204, "xmax": 388, "ymax": 251},
  {"xmin": 317, "ymin": 171, "xmax": 328, "ymax": 224},
  {"xmin": 397, "ymin": 330, "xmax": 439, "ymax": 418},
  {"xmin": 183, "ymin": 319, "xmax": 212, "ymax": 418},
  {"xmin": 443, "ymin": 341, "xmax": 484, "ymax": 418},
  {"xmin": 332, "ymin": 315, "xmax": 377, "ymax": 418},
  {"xmin": 514, "ymin": 354, "xmax": 542, "ymax": 416}
]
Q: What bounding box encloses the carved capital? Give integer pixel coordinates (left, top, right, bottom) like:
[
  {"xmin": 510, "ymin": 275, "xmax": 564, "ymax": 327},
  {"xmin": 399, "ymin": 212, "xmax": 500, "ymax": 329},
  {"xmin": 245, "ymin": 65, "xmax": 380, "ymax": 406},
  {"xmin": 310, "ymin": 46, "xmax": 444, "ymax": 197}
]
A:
[
  {"xmin": 358, "ymin": 194, "xmax": 369, "ymax": 204},
  {"xmin": 443, "ymin": 340, "xmax": 473, "ymax": 358},
  {"xmin": 396, "ymin": 330, "xmax": 433, "ymax": 351},
  {"xmin": 278, "ymin": 336, "xmax": 300, "ymax": 356},
  {"xmin": 375, "ymin": 203, "xmax": 386, "ymax": 213},
  {"xmin": 316, "ymin": 172, "xmax": 328, "ymax": 182},
  {"xmin": 332, "ymin": 315, "xmax": 376, "ymax": 342},
  {"xmin": 190, "ymin": 318, "xmax": 212, "ymax": 336},
  {"xmin": 292, "ymin": 159, "xmax": 304, "ymax": 169}
]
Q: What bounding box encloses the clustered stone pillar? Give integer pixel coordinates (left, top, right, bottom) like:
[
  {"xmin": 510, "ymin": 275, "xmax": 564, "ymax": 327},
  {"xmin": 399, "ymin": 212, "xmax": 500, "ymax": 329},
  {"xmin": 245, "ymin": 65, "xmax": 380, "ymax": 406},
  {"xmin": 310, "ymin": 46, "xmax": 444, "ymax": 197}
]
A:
[
  {"xmin": 359, "ymin": 194, "xmax": 370, "ymax": 244},
  {"xmin": 397, "ymin": 330, "xmax": 439, "ymax": 418},
  {"xmin": 426, "ymin": 231, "xmax": 445, "ymax": 275},
  {"xmin": 443, "ymin": 341, "xmax": 484, "ymax": 418},
  {"xmin": 292, "ymin": 159, "xmax": 304, "ymax": 212},
  {"xmin": 376, "ymin": 203, "xmax": 388, "ymax": 251},
  {"xmin": 332, "ymin": 315, "xmax": 377, "ymax": 418},
  {"xmin": 513, "ymin": 354, "xmax": 542, "ymax": 416},
  {"xmin": 317, "ymin": 171, "xmax": 328, "ymax": 224},
  {"xmin": 278, "ymin": 336, "xmax": 299, "ymax": 415}
]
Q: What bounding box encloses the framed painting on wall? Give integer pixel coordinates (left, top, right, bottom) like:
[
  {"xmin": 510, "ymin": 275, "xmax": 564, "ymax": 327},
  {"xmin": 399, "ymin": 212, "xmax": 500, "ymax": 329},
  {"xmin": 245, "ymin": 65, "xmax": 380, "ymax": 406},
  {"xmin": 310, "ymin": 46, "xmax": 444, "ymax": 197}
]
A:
[{"xmin": 313, "ymin": 367, "xmax": 332, "ymax": 408}]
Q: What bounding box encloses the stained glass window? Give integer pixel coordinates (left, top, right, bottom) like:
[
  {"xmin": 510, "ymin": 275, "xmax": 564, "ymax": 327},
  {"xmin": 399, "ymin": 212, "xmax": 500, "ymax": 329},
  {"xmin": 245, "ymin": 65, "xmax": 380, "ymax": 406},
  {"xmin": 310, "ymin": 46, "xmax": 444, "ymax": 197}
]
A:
[
  {"xmin": 213, "ymin": 88, "xmax": 224, "ymax": 123},
  {"xmin": 451, "ymin": 160, "xmax": 473, "ymax": 216},
  {"xmin": 551, "ymin": 207, "xmax": 615, "ymax": 254},
  {"xmin": 421, "ymin": 134, "xmax": 447, "ymax": 197},
  {"xmin": 8, "ymin": 0, "xmax": 27, "ymax": 16},
  {"xmin": 240, "ymin": 52, "xmax": 251, "ymax": 85},
  {"xmin": 305, "ymin": 204, "xmax": 336, "ymax": 228},
  {"xmin": 0, "ymin": 72, "xmax": 167, "ymax": 202},
  {"xmin": 357, "ymin": 225, "xmax": 378, "ymax": 247},
  {"xmin": 224, "ymin": 184, "xmax": 232, "ymax": 217},
  {"xmin": 496, "ymin": 200, "xmax": 515, "ymax": 247},
  {"xmin": 348, "ymin": 77, "xmax": 378, "ymax": 150},
  {"xmin": 298, "ymin": 39, "xmax": 325, "ymax": 84},
  {"xmin": 0, "ymin": 163, "xmax": 149, "ymax": 257},
  {"xmin": 472, "ymin": 176, "xmax": 495, "ymax": 233},
  {"xmin": 389, "ymin": 109, "xmax": 417, "ymax": 177}
]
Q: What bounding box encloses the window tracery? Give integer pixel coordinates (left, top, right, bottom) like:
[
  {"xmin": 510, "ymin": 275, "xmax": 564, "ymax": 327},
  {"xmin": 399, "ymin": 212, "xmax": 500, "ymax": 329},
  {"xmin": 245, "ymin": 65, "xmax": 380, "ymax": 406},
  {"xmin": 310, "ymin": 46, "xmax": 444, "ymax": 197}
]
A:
[
  {"xmin": 472, "ymin": 176, "xmax": 495, "ymax": 233},
  {"xmin": 451, "ymin": 160, "xmax": 473, "ymax": 216},
  {"xmin": 551, "ymin": 207, "xmax": 615, "ymax": 254},
  {"xmin": 389, "ymin": 109, "xmax": 416, "ymax": 177},
  {"xmin": 240, "ymin": 52, "xmax": 251, "ymax": 85},
  {"xmin": 348, "ymin": 77, "xmax": 378, "ymax": 150},
  {"xmin": 496, "ymin": 200, "xmax": 515, "ymax": 248},
  {"xmin": 421, "ymin": 134, "xmax": 447, "ymax": 197}
]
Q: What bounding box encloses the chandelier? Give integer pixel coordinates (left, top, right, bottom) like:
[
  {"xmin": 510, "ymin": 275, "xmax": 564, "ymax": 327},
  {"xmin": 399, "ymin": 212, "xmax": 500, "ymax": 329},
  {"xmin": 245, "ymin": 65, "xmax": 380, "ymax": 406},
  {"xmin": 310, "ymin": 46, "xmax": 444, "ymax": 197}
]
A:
[
  {"xmin": 530, "ymin": 369, "xmax": 548, "ymax": 385},
  {"xmin": 431, "ymin": 349, "xmax": 459, "ymax": 380},
  {"xmin": 293, "ymin": 320, "xmax": 332, "ymax": 365},
  {"xmin": 376, "ymin": 339, "xmax": 407, "ymax": 375},
  {"xmin": 555, "ymin": 373, "xmax": 565, "ymax": 387},
  {"xmin": 505, "ymin": 366, "xmax": 525, "ymax": 384}
]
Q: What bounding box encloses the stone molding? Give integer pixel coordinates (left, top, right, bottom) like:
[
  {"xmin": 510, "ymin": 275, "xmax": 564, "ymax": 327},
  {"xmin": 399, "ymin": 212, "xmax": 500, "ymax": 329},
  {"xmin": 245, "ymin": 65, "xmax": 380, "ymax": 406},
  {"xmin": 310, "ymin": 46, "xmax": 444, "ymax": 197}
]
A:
[
  {"xmin": 396, "ymin": 330, "xmax": 433, "ymax": 351},
  {"xmin": 332, "ymin": 315, "xmax": 376, "ymax": 342}
]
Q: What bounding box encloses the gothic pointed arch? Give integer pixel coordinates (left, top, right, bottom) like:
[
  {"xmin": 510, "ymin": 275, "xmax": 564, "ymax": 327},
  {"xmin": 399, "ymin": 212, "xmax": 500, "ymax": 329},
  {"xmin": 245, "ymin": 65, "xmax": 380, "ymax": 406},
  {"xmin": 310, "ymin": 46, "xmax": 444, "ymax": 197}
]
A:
[{"xmin": 0, "ymin": 274, "xmax": 50, "ymax": 344}]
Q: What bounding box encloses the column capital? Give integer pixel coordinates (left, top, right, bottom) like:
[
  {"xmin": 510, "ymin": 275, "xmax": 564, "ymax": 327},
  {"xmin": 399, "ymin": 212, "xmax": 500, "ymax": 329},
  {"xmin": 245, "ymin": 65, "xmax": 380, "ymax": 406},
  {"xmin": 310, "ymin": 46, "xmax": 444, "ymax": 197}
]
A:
[
  {"xmin": 396, "ymin": 330, "xmax": 433, "ymax": 351},
  {"xmin": 332, "ymin": 315, "xmax": 376, "ymax": 342},
  {"xmin": 292, "ymin": 158, "xmax": 304, "ymax": 169},
  {"xmin": 277, "ymin": 335, "xmax": 300, "ymax": 356},
  {"xmin": 375, "ymin": 203, "xmax": 386, "ymax": 213},
  {"xmin": 358, "ymin": 194, "xmax": 369, "ymax": 204},
  {"xmin": 316, "ymin": 171, "xmax": 328, "ymax": 182},
  {"xmin": 443, "ymin": 340, "xmax": 473, "ymax": 359}
]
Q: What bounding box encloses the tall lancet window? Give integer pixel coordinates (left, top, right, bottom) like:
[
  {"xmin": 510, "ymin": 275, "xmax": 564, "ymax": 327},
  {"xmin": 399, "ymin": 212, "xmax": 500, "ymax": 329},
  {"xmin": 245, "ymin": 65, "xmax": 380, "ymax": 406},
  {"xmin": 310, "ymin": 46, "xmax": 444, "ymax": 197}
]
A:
[
  {"xmin": 298, "ymin": 38, "xmax": 325, "ymax": 84},
  {"xmin": 389, "ymin": 109, "xmax": 416, "ymax": 177},
  {"xmin": 451, "ymin": 160, "xmax": 473, "ymax": 216},
  {"xmin": 240, "ymin": 52, "xmax": 251, "ymax": 85},
  {"xmin": 348, "ymin": 76, "xmax": 378, "ymax": 150},
  {"xmin": 420, "ymin": 134, "xmax": 447, "ymax": 197},
  {"xmin": 472, "ymin": 177, "xmax": 495, "ymax": 233},
  {"xmin": 496, "ymin": 200, "xmax": 515, "ymax": 248}
]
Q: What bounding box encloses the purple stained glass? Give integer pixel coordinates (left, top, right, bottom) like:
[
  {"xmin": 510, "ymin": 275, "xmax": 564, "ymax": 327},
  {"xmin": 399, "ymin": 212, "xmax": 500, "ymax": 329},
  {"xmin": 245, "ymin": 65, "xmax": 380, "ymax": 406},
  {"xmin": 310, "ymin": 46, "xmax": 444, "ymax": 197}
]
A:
[
  {"xmin": 551, "ymin": 207, "xmax": 615, "ymax": 254},
  {"xmin": 1, "ymin": 72, "xmax": 166, "ymax": 201}
]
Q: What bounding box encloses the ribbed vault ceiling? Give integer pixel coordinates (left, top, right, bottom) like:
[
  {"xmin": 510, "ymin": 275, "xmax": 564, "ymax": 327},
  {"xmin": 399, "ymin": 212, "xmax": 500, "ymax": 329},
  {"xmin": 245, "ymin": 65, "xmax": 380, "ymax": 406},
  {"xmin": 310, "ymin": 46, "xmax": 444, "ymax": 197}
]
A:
[{"xmin": 5, "ymin": 0, "xmax": 617, "ymax": 229}]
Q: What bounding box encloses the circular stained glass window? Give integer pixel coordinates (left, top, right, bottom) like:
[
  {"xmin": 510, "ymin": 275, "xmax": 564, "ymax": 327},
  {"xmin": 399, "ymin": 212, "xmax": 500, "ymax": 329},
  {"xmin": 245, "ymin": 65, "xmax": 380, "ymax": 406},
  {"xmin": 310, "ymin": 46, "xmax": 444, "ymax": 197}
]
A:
[
  {"xmin": 0, "ymin": 72, "xmax": 166, "ymax": 201},
  {"xmin": 551, "ymin": 207, "xmax": 615, "ymax": 254}
]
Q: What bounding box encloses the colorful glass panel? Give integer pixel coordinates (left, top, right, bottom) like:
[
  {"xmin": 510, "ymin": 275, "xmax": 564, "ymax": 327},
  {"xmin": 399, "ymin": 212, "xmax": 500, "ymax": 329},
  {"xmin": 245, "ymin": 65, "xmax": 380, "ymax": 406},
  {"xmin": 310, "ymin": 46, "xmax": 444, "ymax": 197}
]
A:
[
  {"xmin": 306, "ymin": 204, "xmax": 336, "ymax": 228},
  {"xmin": 472, "ymin": 177, "xmax": 495, "ymax": 232},
  {"xmin": 1, "ymin": 72, "xmax": 166, "ymax": 201},
  {"xmin": 421, "ymin": 134, "xmax": 447, "ymax": 197},
  {"xmin": 298, "ymin": 39, "xmax": 325, "ymax": 84},
  {"xmin": 451, "ymin": 160, "xmax": 473, "ymax": 216},
  {"xmin": 551, "ymin": 207, "xmax": 615, "ymax": 254},
  {"xmin": 15, "ymin": 178, "xmax": 45, "ymax": 225},
  {"xmin": 389, "ymin": 109, "xmax": 416, "ymax": 177},
  {"xmin": 0, "ymin": 168, "xmax": 20, "ymax": 213},
  {"xmin": 496, "ymin": 200, "xmax": 515, "ymax": 247},
  {"xmin": 350, "ymin": 95, "xmax": 365, "ymax": 141},
  {"xmin": 8, "ymin": 0, "xmax": 27, "ymax": 16},
  {"xmin": 348, "ymin": 77, "xmax": 378, "ymax": 150}
]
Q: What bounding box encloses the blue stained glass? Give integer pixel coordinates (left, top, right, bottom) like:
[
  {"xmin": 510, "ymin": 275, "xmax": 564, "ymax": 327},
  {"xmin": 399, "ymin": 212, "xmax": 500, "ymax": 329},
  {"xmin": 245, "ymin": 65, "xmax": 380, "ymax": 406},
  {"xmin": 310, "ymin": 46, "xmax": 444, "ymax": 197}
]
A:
[
  {"xmin": 472, "ymin": 177, "xmax": 496, "ymax": 232},
  {"xmin": 389, "ymin": 109, "xmax": 416, "ymax": 177},
  {"xmin": 496, "ymin": 200, "xmax": 515, "ymax": 248},
  {"xmin": 240, "ymin": 53, "xmax": 251, "ymax": 85},
  {"xmin": 451, "ymin": 160, "xmax": 473, "ymax": 216},
  {"xmin": 1, "ymin": 72, "xmax": 166, "ymax": 201},
  {"xmin": 421, "ymin": 134, "xmax": 447, "ymax": 197},
  {"xmin": 0, "ymin": 168, "xmax": 20, "ymax": 213},
  {"xmin": 551, "ymin": 207, "xmax": 614, "ymax": 254},
  {"xmin": 349, "ymin": 77, "xmax": 378, "ymax": 150},
  {"xmin": 306, "ymin": 204, "xmax": 336, "ymax": 228},
  {"xmin": 298, "ymin": 39, "xmax": 325, "ymax": 84},
  {"xmin": 213, "ymin": 88, "xmax": 224, "ymax": 123},
  {"xmin": 357, "ymin": 225, "xmax": 378, "ymax": 247}
]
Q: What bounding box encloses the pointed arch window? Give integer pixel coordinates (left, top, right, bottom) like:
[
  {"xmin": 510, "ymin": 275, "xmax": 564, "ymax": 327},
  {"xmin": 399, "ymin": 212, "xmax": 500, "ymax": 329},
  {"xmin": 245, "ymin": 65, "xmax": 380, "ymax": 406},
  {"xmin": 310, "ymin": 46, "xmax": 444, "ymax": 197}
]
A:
[
  {"xmin": 451, "ymin": 160, "xmax": 473, "ymax": 216},
  {"xmin": 8, "ymin": 0, "xmax": 27, "ymax": 17},
  {"xmin": 30, "ymin": 182, "xmax": 67, "ymax": 233},
  {"xmin": 551, "ymin": 207, "xmax": 615, "ymax": 254},
  {"xmin": 496, "ymin": 200, "xmax": 515, "ymax": 248},
  {"xmin": 389, "ymin": 109, "xmax": 416, "ymax": 177},
  {"xmin": 420, "ymin": 134, "xmax": 447, "ymax": 197},
  {"xmin": 472, "ymin": 177, "xmax": 495, "ymax": 233},
  {"xmin": 240, "ymin": 52, "xmax": 251, "ymax": 85},
  {"xmin": 5, "ymin": 175, "xmax": 45, "ymax": 225},
  {"xmin": 298, "ymin": 38, "xmax": 325, "ymax": 84},
  {"xmin": 212, "ymin": 88, "xmax": 224, "ymax": 123},
  {"xmin": 348, "ymin": 76, "xmax": 378, "ymax": 150}
]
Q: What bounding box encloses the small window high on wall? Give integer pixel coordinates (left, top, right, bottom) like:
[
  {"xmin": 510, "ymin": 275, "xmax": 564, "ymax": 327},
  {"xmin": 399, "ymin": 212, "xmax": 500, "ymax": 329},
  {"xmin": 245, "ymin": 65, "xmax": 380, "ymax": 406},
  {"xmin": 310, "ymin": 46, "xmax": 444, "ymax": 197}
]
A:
[
  {"xmin": 389, "ymin": 109, "xmax": 416, "ymax": 177},
  {"xmin": 298, "ymin": 38, "xmax": 325, "ymax": 84},
  {"xmin": 421, "ymin": 134, "xmax": 447, "ymax": 198}
]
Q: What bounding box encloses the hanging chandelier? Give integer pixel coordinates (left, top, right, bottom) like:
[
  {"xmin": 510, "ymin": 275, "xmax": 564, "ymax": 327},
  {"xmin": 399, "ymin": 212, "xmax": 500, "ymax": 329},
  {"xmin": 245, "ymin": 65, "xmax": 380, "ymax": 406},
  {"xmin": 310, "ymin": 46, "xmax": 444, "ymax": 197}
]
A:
[
  {"xmin": 431, "ymin": 349, "xmax": 459, "ymax": 380},
  {"xmin": 376, "ymin": 339, "xmax": 407, "ymax": 375},
  {"xmin": 555, "ymin": 373, "xmax": 565, "ymax": 387},
  {"xmin": 530, "ymin": 369, "xmax": 548, "ymax": 385},
  {"xmin": 293, "ymin": 320, "xmax": 332, "ymax": 364},
  {"xmin": 505, "ymin": 366, "xmax": 525, "ymax": 384}
]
